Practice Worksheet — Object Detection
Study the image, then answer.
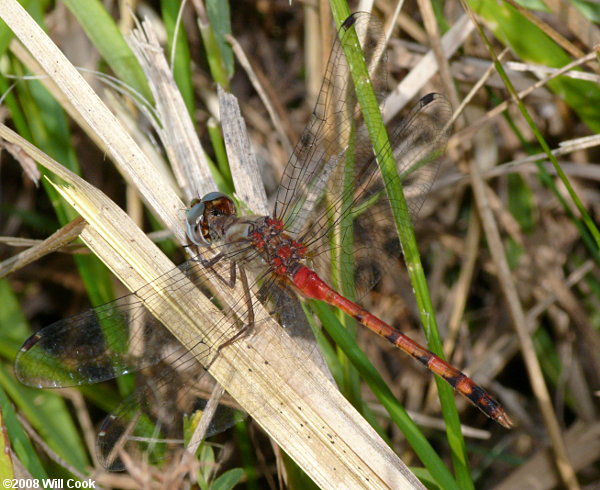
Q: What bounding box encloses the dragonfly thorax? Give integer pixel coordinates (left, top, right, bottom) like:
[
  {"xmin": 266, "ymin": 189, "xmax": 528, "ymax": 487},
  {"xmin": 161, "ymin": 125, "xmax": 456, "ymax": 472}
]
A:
[
  {"xmin": 187, "ymin": 194, "xmax": 308, "ymax": 276},
  {"xmin": 249, "ymin": 217, "xmax": 308, "ymax": 276}
]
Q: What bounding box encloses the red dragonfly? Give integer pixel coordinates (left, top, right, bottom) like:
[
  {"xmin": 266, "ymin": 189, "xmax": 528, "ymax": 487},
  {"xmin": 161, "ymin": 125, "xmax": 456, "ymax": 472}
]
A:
[{"xmin": 15, "ymin": 11, "xmax": 512, "ymax": 471}]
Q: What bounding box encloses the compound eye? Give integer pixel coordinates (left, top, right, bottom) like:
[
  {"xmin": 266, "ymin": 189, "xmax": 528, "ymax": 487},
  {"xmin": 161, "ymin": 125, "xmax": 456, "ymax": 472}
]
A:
[
  {"xmin": 200, "ymin": 192, "xmax": 237, "ymax": 217},
  {"xmin": 185, "ymin": 199, "xmax": 211, "ymax": 246}
]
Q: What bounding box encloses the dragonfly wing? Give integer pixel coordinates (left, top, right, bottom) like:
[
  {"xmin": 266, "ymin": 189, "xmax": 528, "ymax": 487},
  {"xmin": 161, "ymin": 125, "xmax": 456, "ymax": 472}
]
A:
[
  {"xmin": 306, "ymin": 93, "xmax": 453, "ymax": 301},
  {"xmin": 389, "ymin": 92, "xmax": 453, "ymax": 217},
  {"xmin": 351, "ymin": 93, "xmax": 453, "ymax": 299},
  {"xmin": 15, "ymin": 293, "xmax": 185, "ymax": 388},
  {"xmin": 274, "ymin": 12, "xmax": 387, "ymax": 236},
  {"xmin": 96, "ymin": 354, "xmax": 244, "ymax": 471},
  {"xmin": 14, "ymin": 252, "xmax": 251, "ymax": 389},
  {"xmin": 13, "ymin": 254, "xmax": 233, "ymax": 388}
]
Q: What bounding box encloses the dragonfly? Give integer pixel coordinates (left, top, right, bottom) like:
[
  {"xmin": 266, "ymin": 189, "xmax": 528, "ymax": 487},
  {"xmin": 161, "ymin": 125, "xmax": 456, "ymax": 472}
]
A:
[{"xmin": 15, "ymin": 11, "xmax": 512, "ymax": 472}]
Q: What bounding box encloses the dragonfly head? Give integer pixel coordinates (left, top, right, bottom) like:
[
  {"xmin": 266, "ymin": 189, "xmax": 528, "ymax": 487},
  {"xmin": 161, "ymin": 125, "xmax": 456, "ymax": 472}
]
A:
[{"xmin": 186, "ymin": 192, "xmax": 237, "ymax": 246}]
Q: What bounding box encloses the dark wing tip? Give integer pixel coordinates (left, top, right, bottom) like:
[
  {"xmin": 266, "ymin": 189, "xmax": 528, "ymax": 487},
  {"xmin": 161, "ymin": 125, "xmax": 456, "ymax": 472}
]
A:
[
  {"xmin": 14, "ymin": 333, "xmax": 43, "ymax": 386},
  {"xmin": 421, "ymin": 92, "xmax": 437, "ymax": 105},
  {"xmin": 18, "ymin": 332, "xmax": 42, "ymax": 353},
  {"xmin": 420, "ymin": 92, "xmax": 449, "ymax": 107},
  {"xmin": 341, "ymin": 12, "xmax": 358, "ymax": 30}
]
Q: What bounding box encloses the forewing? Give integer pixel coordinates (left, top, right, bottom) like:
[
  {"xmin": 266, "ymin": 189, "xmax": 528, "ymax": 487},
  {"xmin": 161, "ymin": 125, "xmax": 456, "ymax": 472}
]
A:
[
  {"xmin": 274, "ymin": 12, "xmax": 387, "ymax": 235},
  {"xmin": 14, "ymin": 257, "xmax": 232, "ymax": 388},
  {"xmin": 14, "ymin": 294, "xmax": 183, "ymax": 388}
]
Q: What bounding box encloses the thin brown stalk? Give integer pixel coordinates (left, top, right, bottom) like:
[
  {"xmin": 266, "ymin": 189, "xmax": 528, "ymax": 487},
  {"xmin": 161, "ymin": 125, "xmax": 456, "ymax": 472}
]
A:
[
  {"xmin": 416, "ymin": 0, "xmax": 459, "ymax": 110},
  {"xmin": 469, "ymin": 157, "xmax": 580, "ymax": 490},
  {"xmin": 383, "ymin": 13, "xmax": 474, "ymax": 120},
  {"xmin": 226, "ymin": 34, "xmax": 294, "ymax": 157},
  {"xmin": 450, "ymin": 51, "xmax": 599, "ymax": 148},
  {"xmin": 0, "ymin": 217, "xmax": 86, "ymax": 277}
]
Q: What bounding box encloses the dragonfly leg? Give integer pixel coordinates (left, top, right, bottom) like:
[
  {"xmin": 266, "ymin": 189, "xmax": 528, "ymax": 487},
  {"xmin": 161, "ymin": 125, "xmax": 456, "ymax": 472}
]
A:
[
  {"xmin": 194, "ymin": 252, "xmax": 239, "ymax": 289},
  {"xmin": 217, "ymin": 267, "xmax": 255, "ymax": 351},
  {"xmin": 191, "ymin": 251, "xmax": 224, "ymax": 268}
]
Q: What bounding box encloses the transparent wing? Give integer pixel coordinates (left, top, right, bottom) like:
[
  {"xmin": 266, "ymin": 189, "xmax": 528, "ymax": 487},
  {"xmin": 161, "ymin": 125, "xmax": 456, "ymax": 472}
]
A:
[
  {"xmin": 275, "ymin": 12, "xmax": 452, "ymax": 297},
  {"xmin": 14, "ymin": 242, "xmax": 316, "ymax": 389},
  {"xmin": 272, "ymin": 11, "xmax": 452, "ymax": 300},
  {"xmin": 349, "ymin": 93, "xmax": 452, "ymax": 298},
  {"xmin": 274, "ymin": 12, "xmax": 387, "ymax": 235},
  {"xmin": 14, "ymin": 252, "xmax": 292, "ymax": 470},
  {"xmin": 300, "ymin": 91, "xmax": 452, "ymax": 297},
  {"xmin": 15, "ymin": 295, "xmax": 184, "ymax": 388},
  {"xmin": 14, "ymin": 255, "xmax": 253, "ymax": 388},
  {"xmin": 96, "ymin": 352, "xmax": 245, "ymax": 471}
]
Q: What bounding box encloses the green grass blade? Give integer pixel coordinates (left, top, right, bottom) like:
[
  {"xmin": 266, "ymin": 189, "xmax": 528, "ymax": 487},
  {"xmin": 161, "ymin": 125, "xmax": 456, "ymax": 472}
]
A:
[
  {"xmin": 233, "ymin": 423, "xmax": 257, "ymax": 490},
  {"xmin": 0, "ymin": 384, "xmax": 47, "ymax": 479},
  {"xmin": 0, "ymin": 281, "xmax": 88, "ymax": 473},
  {"xmin": 328, "ymin": 2, "xmax": 472, "ymax": 487},
  {"xmin": 198, "ymin": 0, "xmax": 232, "ymax": 89},
  {"xmin": 207, "ymin": 118, "xmax": 234, "ymax": 192},
  {"xmin": 469, "ymin": 0, "xmax": 600, "ymax": 133},
  {"xmin": 161, "ymin": 0, "xmax": 195, "ymax": 117},
  {"xmin": 206, "ymin": 0, "xmax": 234, "ymax": 79},
  {"xmin": 210, "ymin": 468, "xmax": 245, "ymax": 490},
  {"xmin": 493, "ymin": 91, "xmax": 600, "ymax": 264},
  {"xmin": 0, "ymin": 279, "xmax": 31, "ymax": 358},
  {"xmin": 0, "ymin": 367, "xmax": 89, "ymax": 472},
  {"xmin": 62, "ymin": 0, "xmax": 151, "ymax": 101},
  {"xmin": 331, "ymin": 127, "xmax": 363, "ymax": 407},
  {"xmin": 8, "ymin": 41, "xmax": 116, "ymax": 308}
]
